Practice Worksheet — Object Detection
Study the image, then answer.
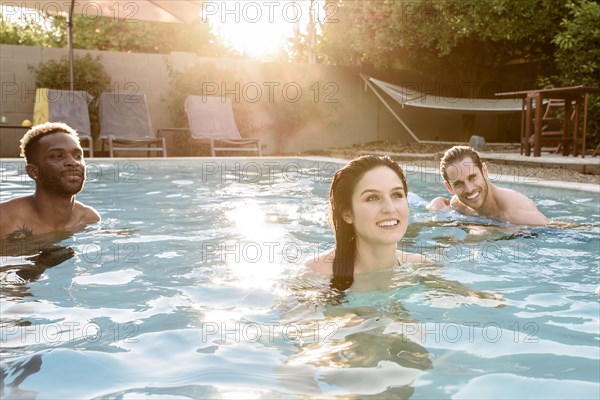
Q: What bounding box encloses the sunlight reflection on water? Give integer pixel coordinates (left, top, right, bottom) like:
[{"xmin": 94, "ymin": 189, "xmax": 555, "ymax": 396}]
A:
[{"xmin": 0, "ymin": 159, "xmax": 598, "ymax": 399}]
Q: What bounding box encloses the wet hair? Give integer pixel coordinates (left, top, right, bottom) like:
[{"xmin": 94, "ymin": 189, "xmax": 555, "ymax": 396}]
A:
[
  {"xmin": 329, "ymin": 155, "xmax": 408, "ymax": 293},
  {"xmin": 20, "ymin": 122, "xmax": 80, "ymax": 163},
  {"xmin": 440, "ymin": 146, "xmax": 483, "ymax": 183}
]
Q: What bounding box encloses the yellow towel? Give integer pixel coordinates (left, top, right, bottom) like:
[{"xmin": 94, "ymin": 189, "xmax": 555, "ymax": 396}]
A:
[{"xmin": 33, "ymin": 88, "xmax": 50, "ymax": 126}]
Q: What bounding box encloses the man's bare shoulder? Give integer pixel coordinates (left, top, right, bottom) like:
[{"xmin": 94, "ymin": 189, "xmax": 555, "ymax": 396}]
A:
[
  {"xmin": 496, "ymin": 186, "xmax": 534, "ymax": 203},
  {"xmin": 0, "ymin": 197, "xmax": 32, "ymax": 223},
  {"xmin": 305, "ymin": 248, "xmax": 335, "ymax": 274},
  {"xmin": 496, "ymin": 187, "xmax": 548, "ymax": 225},
  {"xmin": 75, "ymin": 201, "xmax": 100, "ymax": 224},
  {"xmin": 0, "ymin": 196, "xmax": 34, "ymax": 238},
  {"xmin": 1, "ymin": 196, "xmax": 33, "ymax": 210}
]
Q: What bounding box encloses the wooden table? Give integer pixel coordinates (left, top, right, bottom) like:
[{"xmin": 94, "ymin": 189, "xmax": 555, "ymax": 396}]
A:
[{"xmin": 496, "ymin": 86, "xmax": 600, "ymax": 158}]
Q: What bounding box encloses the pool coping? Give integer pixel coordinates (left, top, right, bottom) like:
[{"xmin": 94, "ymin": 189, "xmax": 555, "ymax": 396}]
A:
[
  {"xmin": 301, "ymin": 156, "xmax": 600, "ymax": 194},
  {"xmin": 1, "ymin": 156, "xmax": 599, "ymax": 194}
]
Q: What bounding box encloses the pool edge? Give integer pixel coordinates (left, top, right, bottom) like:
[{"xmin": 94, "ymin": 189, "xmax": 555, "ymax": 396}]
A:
[{"xmin": 2, "ymin": 156, "xmax": 598, "ymax": 193}]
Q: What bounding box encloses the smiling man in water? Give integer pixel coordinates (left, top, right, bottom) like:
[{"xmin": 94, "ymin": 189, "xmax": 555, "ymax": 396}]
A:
[
  {"xmin": 426, "ymin": 146, "xmax": 548, "ymax": 226},
  {"xmin": 0, "ymin": 122, "xmax": 100, "ymax": 240}
]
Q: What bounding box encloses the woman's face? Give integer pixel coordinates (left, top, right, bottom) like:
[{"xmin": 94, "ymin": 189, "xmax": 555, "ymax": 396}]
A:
[{"xmin": 344, "ymin": 166, "xmax": 409, "ymax": 246}]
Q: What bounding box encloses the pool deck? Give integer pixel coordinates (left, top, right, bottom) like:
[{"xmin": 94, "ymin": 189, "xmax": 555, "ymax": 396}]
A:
[
  {"xmin": 353, "ymin": 150, "xmax": 600, "ymax": 174},
  {"xmin": 315, "ymin": 151, "xmax": 600, "ymax": 193},
  {"xmin": 472, "ymin": 151, "xmax": 600, "ymax": 175},
  {"xmin": 2, "ymin": 154, "xmax": 599, "ymax": 193}
]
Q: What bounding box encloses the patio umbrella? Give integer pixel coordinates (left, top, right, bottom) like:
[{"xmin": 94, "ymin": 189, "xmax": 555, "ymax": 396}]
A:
[{"xmin": 1, "ymin": 0, "xmax": 204, "ymax": 90}]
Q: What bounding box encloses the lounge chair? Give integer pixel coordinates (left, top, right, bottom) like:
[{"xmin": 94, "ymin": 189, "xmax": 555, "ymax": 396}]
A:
[
  {"xmin": 98, "ymin": 93, "xmax": 166, "ymax": 157},
  {"xmin": 183, "ymin": 95, "xmax": 261, "ymax": 156},
  {"xmin": 33, "ymin": 88, "xmax": 94, "ymax": 157}
]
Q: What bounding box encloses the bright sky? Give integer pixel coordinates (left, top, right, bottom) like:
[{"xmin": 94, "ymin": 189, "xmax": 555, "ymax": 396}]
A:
[{"xmin": 204, "ymin": 0, "xmax": 324, "ymax": 60}]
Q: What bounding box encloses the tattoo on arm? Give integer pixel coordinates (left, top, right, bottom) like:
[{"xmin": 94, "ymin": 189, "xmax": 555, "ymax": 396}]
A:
[{"xmin": 6, "ymin": 225, "xmax": 33, "ymax": 241}]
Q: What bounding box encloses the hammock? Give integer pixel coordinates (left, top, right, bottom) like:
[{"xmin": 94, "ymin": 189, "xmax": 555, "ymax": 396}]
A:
[
  {"xmin": 361, "ymin": 75, "xmax": 522, "ymax": 143},
  {"xmin": 369, "ymin": 77, "xmax": 523, "ymax": 112}
]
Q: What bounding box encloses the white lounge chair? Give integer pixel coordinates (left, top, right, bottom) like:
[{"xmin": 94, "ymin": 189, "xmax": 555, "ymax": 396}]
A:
[
  {"xmin": 183, "ymin": 95, "xmax": 261, "ymax": 156},
  {"xmin": 98, "ymin": 93, "xmax": 166, "ymax": 157}
]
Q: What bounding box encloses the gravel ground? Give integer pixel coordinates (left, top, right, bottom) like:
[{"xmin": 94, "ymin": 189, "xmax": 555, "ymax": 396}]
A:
[{"xmin": 302, "ymin": 141, "xmax": 600, "ymax": 185}]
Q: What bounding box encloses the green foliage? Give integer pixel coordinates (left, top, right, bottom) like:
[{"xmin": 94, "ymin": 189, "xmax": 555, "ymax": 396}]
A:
[
  {"xmin": 28, "ymin": 54, "xmax": 111, "ymax": 98},
  {"xmin": 28, "ymin": 54, "xmax": 111, "ymax": 136},
  {"xmin": 0, "ymin": 12, "xmax": 62, "ymax": 46},
  {"xmin": 320, "ymin": 0, "xmax": 567, "ymax": 91},
  {"xmin": 553, "ymin": 0, "xmax": 600, "ymax": 147},
  {"xmin": 50, "ymin": 15, "xmax": 226, "ymax": 55},
  {"xmin": 286, "ymin": 31, "xmax": 311, "ymax": 64},
  {"xmin": 553, "ymin": 0, "xmax": 600, "ymax": 86},
  {"xmin": 1, "ymin": 11, "xmax": 230, "ymax": 56}
]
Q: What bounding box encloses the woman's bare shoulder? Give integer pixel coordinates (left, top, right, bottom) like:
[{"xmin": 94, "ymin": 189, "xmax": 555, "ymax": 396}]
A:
[{"xmin": 304, "ymin": 248, "xmax": 335, "ymax": 274}]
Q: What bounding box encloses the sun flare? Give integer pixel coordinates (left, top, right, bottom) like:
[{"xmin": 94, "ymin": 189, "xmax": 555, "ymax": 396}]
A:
[
  {"xmin": 225, "ymin": 201, "xmax": 289, "ymax": 287},
  {"xmin": 211, "ymin": 18, "xmax": 291, "ymax": 59},
  {"xmin": 205, "ymin": 0, "xmax": 322, "ymax": 60}
]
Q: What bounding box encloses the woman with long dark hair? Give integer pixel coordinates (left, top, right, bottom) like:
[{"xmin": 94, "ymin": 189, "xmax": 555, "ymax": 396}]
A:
[{"xmin": 306, "ymin": 155, "xmax": 429, "ymax": 291}]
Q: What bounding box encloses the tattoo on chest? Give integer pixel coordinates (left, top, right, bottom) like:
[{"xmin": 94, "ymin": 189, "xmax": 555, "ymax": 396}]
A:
[{"xmin": 6, "ymin": 225, "xmax": 33, "ymax": 241}]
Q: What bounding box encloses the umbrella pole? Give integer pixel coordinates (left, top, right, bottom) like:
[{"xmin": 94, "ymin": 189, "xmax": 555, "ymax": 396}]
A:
[{"xmin": 68, "ymin": 0, "xmax": 75, "ymax": 91}]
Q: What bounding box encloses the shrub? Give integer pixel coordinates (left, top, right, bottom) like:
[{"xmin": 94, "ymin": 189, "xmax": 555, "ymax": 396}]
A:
[{"xmin": 28, "ymin": 54, "xmax": 111, "ymax": 137}]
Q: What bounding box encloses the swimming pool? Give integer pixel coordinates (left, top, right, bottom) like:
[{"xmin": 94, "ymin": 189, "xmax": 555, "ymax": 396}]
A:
[{"xmin": 1, "ymin": 158, "xmax": 598, "ymax": 399}]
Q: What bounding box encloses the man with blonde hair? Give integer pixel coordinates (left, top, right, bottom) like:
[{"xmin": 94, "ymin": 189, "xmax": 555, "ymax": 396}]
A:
[
  {"xmin": 427, "ymin": 146, "xmax": 548, "ymax": 225},
  {"xmin": 0, "ymin": 122, "xmax": 99, "ymax": 240}
]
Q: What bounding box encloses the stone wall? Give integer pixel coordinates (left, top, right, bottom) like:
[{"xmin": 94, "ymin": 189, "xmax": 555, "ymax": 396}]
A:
[
  {"xmin": 0, "ymin": 44, "xmax": 518, "ymax": 157},
  {"xmin": 1, "ymin": 44, "xmax": 378, "ymax": 156}
]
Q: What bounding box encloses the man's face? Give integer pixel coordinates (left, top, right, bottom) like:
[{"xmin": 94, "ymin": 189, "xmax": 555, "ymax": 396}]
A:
[
  {"xmin": 29, "ymin": 132, "xmax": 86, "ymax": 196},
  {"xmin": 444, "ymin": 157, "xmax": 489, "ymax": 210}
]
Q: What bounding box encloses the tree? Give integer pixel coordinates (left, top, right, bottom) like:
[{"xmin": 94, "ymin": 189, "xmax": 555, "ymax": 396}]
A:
[
  {"xmin": 286, "ymin": 0, "xmax": 325, "ymax": 64},
  {"xmin": 553, "ymin": 0, "xmax": 600, "ymax": 87},
  {"xmin": 320, "ymin": 0, "xmax": 568, "ymax": 93},
  {"xmin": 0, "ymin": 12, "xmax": 62, "ymax": 47},
  {"xmin": 1, "ymin": 12, "xmax": 230, "ymax": 56},
  {"xmin": 51, "ymin": 14, "xmax": 226, "ymax": 55},
  {"xmin": 552, "ymin": 0, "xmax": 600, "ymax": 146}
]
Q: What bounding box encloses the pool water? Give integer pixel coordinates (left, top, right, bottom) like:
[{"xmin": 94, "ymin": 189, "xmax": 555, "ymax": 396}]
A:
[{"xmin": 1, "ymin": 158, "xmax": 598, "ymax": 399}]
